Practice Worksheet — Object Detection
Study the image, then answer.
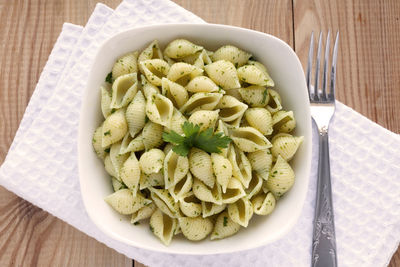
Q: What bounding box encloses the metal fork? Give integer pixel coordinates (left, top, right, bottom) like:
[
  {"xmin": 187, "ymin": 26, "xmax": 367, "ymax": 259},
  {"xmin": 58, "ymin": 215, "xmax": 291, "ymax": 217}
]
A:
[{"xmin": 307, "ymin": 31, "xmax": 339, "ymax": 267}]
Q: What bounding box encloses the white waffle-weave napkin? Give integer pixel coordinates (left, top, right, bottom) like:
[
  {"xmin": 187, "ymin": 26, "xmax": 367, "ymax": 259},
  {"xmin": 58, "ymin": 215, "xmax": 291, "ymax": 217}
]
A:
[{"xmin": 0, "ymin": 0, "xmax": 399, "ymax": 266}]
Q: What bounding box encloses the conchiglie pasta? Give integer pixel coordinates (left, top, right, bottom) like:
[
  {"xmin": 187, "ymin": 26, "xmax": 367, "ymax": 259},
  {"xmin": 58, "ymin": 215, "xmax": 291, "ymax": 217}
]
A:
[
  {"xmin": 205, "ymin": 60, "xmax": 240, "ymax": 89},
  {"xmin": 247, "ymin": 149, "xmax": 273, "ymax": 180},
  {"xmin": 211, "ymin": 211, "xmax": 241, "ymax": 240},
  {"xmin": 120, "ymin": 152, "xmax": 141, "ymax": 194},
  {"xmin": 266, "ymin": 155, "xmax": 295, "ymax": 197},
  {"xmin": 110, "ymin": 73, "xmax": 138, "ymax": 109},
  {"xmin": 164, "ymin": 39, "xmax": 203, "ymax": 59},
  {"xmin": 229, "ymin": 126, "xmax": 272, "ymax": 152},
  {"xmin": 271, "ymin": 134, "xmax": 304, "ymax": 161},
  {"xmin": 92, "ymin": 126, "xmax": 106, "ymax": 160},
  {"xmin": 244, "ymin": 108, "xmax": 273, "ymax": 135},
  {"xmin": 237, "ymin": 65, "xmax": 270, "ymax": 86},
  {"xmin": 119, "ymin": 132, "xmax": 145, "ymax": 154},
  {"xmin": 139, "ymin": 171, "xmax": 164, "ymax": 190},
  {"xmin": 221, "ymin": 177, "xmax": 246, "ymax": 204},
  {"xmin": 131, "ymin": 202, "xmax": 156, "ymax": 224},
  {"xmin": 166, "ymin": 108, "xmax": 187, "ymax": 135},
  {"xmin": 149, "ymin": 208, "xmax": 177, "ymax": 246},
  {"xmin": 142, "ymin": 121, "xmax": 164, "ymax": 150},
  {"xmin": 149, "ymin": 188, "xmax": 181, "ymax": 218},
  {"xmin": 193, "ymin": 178, "xmax": 222, "ymax": 205},
  {"xmin": 202, "ymin": 201, "xmax": 227, "ymax": 218},
  {"xmin": 272, "ymin": 110, "xmax": 296, "ymax": 133},
  {"xmin": 139, "ymin": 149, "xmax": 165, "ymax": 175},
  {"xmin": 179, "ymin": 92, "xmax": 223, "ymax": 115},
  {"xmin": 186, "ymin": 76, "xmax": 219, "ymax": 93},
  {"xmin": 167, "ymin": 62, "xmax": 203, "ymax": 86},
  {"xmin": 112, "ymin": 51, "xmax": 139, "ymax": 79},
  {"xmin": 100, "ymin": 84, "xmax": 112, "ymax": 118},
  {"xmin": 251, "ymin": 191, "xmax": 276, "ymax": 215},
  {"xmin": 189, "ymin": 148, "xmax": 215, "ymax": 188},
  {"xmin": 179, "ymin": 192, "xmax": 202, "ymax": 217},
  {"xmin": 102, "ymin": 108, "xmax": 128, "ymax": 147},
  {"xmin": 266, "ymin": 89, "xmax": 282, "ymax": 114},
  {"xmin": 161, "ymin": 78, "xmax": 188, "ymax": 108},
  {"xmin": 178, "ymin": 216, "xmax": 213, "ymax": 241},
  {"xmin": 248, "ymin": 60, "xmax": 274, "ymax": 87},
  {"xmin": 188, "ymin": 110, "xmax": 219, "ymax": 132},
  {"xmin": 164, "ymin": 149, "xmax": 189, "ymax": 189},
  {"xmin": 239, "ymin": 86, "xmax": 269, "ymax": 107},
  {"xmin": 126, "ymin": 90, "xmax": 146, "ymax": 137},
  {"xmin": 228, "ymin": 146, "xmax": 252, "ymax": 188},
  {"xmin": 138, "ymin": 40, "xmax": 163, "ymax": 69},
  {"xmin": 217, "ymin": 95, "xmax": 248, "ymax": 127},
  {"xmin": 168, "ymin": 172, "xmax": 193, "ymax": 202},
  {"xmin": 245, "ymin": 172, "xmax": 263, "ymax": 199},
  {"xmin": 211, "ymin": 153, "xmax": 232, "ymax": 193},
  {"xmin": 146, "ymin": 93, "xmax": 174, "ymax": 127},
  {"xmin": 111, "ymin": 177, "xmax": 126, "ymax": 192},
  {"xmin": 109, "ymin": 142, "xmax": 129, "ymax": 180},
  {"xmin": 141, "ymin": 75, "xmax": 160, "ymax": 99},
  {"xmin": 212, "ymin": 45, "xmax": 251, "ymax": 68},
  {"xmin": 104, "ymin": 154, "xmax": 118, "ymax": 178},
  {"xmin": 104, "ymin": 189, "xmax": 151, "ymax": 215},
  {"xmin": 140, "ymin": 59, "xmax": 170, "ymax": 86},
  {"xmin": 227, "ymin": 196, "xmax": 253, "ymax": 227}
]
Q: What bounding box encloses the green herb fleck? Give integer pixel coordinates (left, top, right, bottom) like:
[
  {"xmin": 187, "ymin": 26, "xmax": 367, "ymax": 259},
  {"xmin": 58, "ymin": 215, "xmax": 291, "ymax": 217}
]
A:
[
  {"xmin": 262, "ymin": 89, "xmax": 268, "ymax": 104},
  {"xmin": 105, "ymin": 72, "xmax": 113, "ymax": 83},
  {"xmin": 223, "ymin": 216, "xmax": 228, "ymax": 227},
  {"xmin": 133, "ymin": 221, "xmax": 140, "ymax": 225},
  {"xmin": 110, "ymin": 108, "xmax": 117, "ymax": 114},
  {"xmin": 104, "ymin": 130, "xmax": 111, "ymax": 136}
]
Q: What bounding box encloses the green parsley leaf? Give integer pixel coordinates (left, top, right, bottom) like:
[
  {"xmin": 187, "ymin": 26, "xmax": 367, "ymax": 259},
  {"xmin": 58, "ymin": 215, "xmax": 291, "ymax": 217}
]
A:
[
  {"xmin": 105, "ymin": 72, "xmax": 113, "ymax": 83},
  {"xmin": 223, "ymin": 216, "xmax": 228, "ymax": 227},
  {"xmin": 162, "ymin": 122, "xmax": 232, "ymax": 157},
  {"xmin": 262, "ymin": 89, "xmax": 268, "ymax": 104}
]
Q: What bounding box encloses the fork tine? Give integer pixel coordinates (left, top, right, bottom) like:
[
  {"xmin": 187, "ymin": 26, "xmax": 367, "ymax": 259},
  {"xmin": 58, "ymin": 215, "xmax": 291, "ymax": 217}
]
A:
[
  {"xmin": 321, "ymin": 31, "xmax": 331, "ymax": 101},
  {"xmin": 329, "ymin": 31, "xmax": 339, "ymax": 99},
  {"xmin": 306, "ymin": 32, "xmax": 314, "ymax": 98},
  {"xmin": 314, "ymin": 32, "xmax": 323, "ymax": 100}
]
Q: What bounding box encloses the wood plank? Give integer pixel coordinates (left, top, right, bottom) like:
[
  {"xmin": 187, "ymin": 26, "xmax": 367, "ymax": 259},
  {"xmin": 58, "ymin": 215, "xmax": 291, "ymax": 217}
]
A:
[
  {"xmin": 0, "ymin": 0, "xmax": 131, "ymax": 266},
  {"xmin": 293, "ymin": 0, "xmax": 400, "ymax": 265}
]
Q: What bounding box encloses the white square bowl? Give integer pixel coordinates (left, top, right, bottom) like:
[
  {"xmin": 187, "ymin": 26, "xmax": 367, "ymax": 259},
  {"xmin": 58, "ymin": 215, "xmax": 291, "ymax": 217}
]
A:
[{"xmin": 78, "ymin": 23, "xmax": 312, "ymax": 255}]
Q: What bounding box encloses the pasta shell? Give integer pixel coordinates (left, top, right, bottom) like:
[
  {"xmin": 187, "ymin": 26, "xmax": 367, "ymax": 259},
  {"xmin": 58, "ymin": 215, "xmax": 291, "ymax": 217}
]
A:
[
  {"xmin": 251, "ymin": 191, "xmax": 276, "ymax": 215},
  {"xmin": 140, "ymin": 59, "xmax": 170, "ymax": 86},
  {"xmin": 193, "ymin": 49, "xmax": 213, "ymax": 69},
  {"xmin": 229, "ymin": 126, "xmax": 272, "ymax": 152},
  {"xmin": 211, "ymin": 153, "xmax": 232, "ymax": 193},
  {"xmin": 271, "ymin": 134, "xmax": 303, "ymax": 161},
  {"xmin": 178, "ymin": 216, "xmax": 213, "ymax": 241},
  {"xmin": 179, "ymin": 92, "xmax": 223, "ymax": 115},
  {"xmin": 212, "ymin": 45, "xmax": 251, "ymax": 68},
  {"xmin": 189, "ymin": 148, "xmax": 215, "ymax": 188},
  {"xmin": 193, "ymin": 178, "xmax": 222, "ymax": 205},
  {"xmin": 120, "ymin": 152, "xmax": 141, "ymax": 194},
  {"xmin": 188, "ymin": 109, "xmax": 220, "ymax": 132},
  {"xmin": 100, "ymin": 84, "xmax": 112, "ymax": 118},
  {"xmin": 164, "ymin": 150, "xmax": 189, "ymax": 189},
  {"xmin": 228, "ymin": 145, "xmax": 252, "ymax": 188},
  {"xmin": 210, "ymin": 211, "xmax": 241, "ymax": 240},
  {"xmin": 112, "ymin": 51, "xmax": 139, "ymax": 79},
  {"xmin": 225, "ymin": 87, "xmax": 243, "ymax": 102},
  {"xmin": 215, "ymin": 120, "xmax": 230, "ymax": 157},
  {"xmin": 186, "ymin": 76, "xmax": 219, "ymax": 93},
  {"xmin": 164, "ymin": 39, "xmax": 203, "ymax": 59},
  {"xmin": 168, "ymin": 172, "xmax": 193, "ymax": 202},
  {"xmin": 205, "ymin": 60, "xmax": 240, "ymax": 89},
  {"xmin": 102, "ymin": 108, "xmax": 128, "ymax": 147},
  {"xmin": 247, "ymin": 149, "xmax": 273, "ymax": 180},
  {"xmin": 138, "ymin": 40, "xmax": 163, "ymax": 73},
  {"xmin": 126, "ymin": 90, "xmax": 146, "ymax": 137},
  {"xmin": 149, "ymin": 209, "xmax": 178, "ymax": 246},
  {"xmin": 237, "ymin": 65, "xmax": 271, "ymax": 86},
  {"xmin": 119, "ymin": 132, "xmax": 145, "ymax": 154},
  {"xmin": 266, "ymin": 155, "xmax": 295, "ymax": 197},
  {"xmin": 104, "ymin": 189, "xmax": 151, "ymax": 215},
  {"xmin": 165, "ymin": 108, "xmax": 187, "ymax": 135},
  {"xmin": 142, "ymin": 121, "xmax": 164, "ymax": 150},
  {"xmin": 244, "ymin": 108, "xmax": 273, "ymax": 135},
  {"xmin": 272, "ymin": 110, "xmax": 296, "ymax": 133},
  {"xmin": 245, "ymin": 172, "xmax": 263, "ymax": 199},
  {"xmin": 167, "ymin": 62, "xmax": 203, "ymax": 87},
  {"xmin": 146, "ymin": 93, "xmax": 174, "ymax": 127},
  {"xmin": 248, "ymin": 60, "xmax": 274, "ymax": 87},
  {"xmin": 139, "ymin": 148, "xmax": 165, "ymax": 175},
  {"xmin": 201, "ymin": 201, "xmax": 226, "ymax": 218},
  {"xmin": 131, "ymin": 202, "xmax": 156, "ymax": 224},
  {"xmin": 104, "ymin": 155, "xmax": 117, "ymax": 178},
  {"xmin": 110, "ymin": 73, "xmax": 138, "ymax": 109},
  {"xmin": 217, "ymin": 95, "xmax": 248, "ymax": 124},
  {"xmin": 109, "ymin": 142, "xmax": 130, "ymax": 180},
  {"xmin": 141, "ymin": 75, "xmax": 160, "ymax": 99},
  {"xmin": 239, "ymin": 85, "xmax": 269, "ymax": 107},
  {"xmin": 221, "ymin": 177, "xmax": 246, "ymax": 204},
  {"xmin": 139, "ymin": 171, "xmax": 164, "ymax": 190},
  {"xmin": 179, "ymin": 191, "xmax": 202, "ymax": 217},
  {"xmin": 149, "ymin": 188, "xmax": 181, "ymax": 218},
  {"xmin": 227, "ymin": 196, "xmax": 253, "ymax": 227},
  {"xmin": 161, "ymin": 78, "xmax": 189, "ymax": 108},
  {"xmin": 266, "ymin": 89, "xmax": 282, "ymax": 114},
  {"xmin": 92, "ymin": 125, "xmax": 106, "ymax": 160}
]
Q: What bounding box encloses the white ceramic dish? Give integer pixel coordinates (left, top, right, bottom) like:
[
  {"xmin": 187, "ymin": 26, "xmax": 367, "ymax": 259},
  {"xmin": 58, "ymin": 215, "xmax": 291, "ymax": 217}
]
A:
[{"xmin": 78, "ymin": 23, "xmax": 312, "ymax": 255}]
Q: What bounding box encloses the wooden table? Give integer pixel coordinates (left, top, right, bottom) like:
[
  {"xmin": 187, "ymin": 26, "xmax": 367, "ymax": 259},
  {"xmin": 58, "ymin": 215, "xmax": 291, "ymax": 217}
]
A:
[{"xmin": 0, "ymin": 0, "xmax": 399, "ymax": 266}]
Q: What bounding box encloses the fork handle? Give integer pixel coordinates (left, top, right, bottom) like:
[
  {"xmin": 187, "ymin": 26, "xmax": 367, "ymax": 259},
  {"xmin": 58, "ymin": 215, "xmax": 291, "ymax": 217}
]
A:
[{"xmin": 312, "ymin": 132, "xmax": 337, "ymax": 267}]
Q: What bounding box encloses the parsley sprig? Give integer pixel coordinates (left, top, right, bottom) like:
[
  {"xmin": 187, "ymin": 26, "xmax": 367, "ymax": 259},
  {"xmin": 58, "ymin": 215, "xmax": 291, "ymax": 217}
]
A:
[{"xmin": 162, "ymin": 122, "xmax": 232, "ymax": 157}]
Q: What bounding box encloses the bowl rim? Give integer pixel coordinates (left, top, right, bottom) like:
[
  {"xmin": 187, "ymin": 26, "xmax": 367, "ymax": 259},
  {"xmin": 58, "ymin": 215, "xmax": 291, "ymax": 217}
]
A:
[{"xmin": 78, "ymin": 22, "xmax": 312, "ymax": 255}]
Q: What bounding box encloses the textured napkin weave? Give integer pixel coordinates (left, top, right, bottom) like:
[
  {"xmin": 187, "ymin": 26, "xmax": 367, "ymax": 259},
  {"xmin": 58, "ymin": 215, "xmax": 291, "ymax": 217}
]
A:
[{"xmin": 0, "ymin": 0, "xmax": 399, "ymax": 266}]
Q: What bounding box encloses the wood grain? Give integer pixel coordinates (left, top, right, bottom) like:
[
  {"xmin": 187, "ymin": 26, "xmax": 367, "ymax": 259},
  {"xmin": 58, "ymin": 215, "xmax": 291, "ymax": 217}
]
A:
[{"xmin": 0, "ymin": 0, "xmax": 398, "ymax": 266}]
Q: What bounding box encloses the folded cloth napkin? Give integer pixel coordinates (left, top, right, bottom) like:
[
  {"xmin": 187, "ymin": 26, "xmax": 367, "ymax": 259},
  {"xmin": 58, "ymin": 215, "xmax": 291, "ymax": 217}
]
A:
[{"xmin": 0, "ymin": 0, "xmax": 399, "ymax": 266}]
